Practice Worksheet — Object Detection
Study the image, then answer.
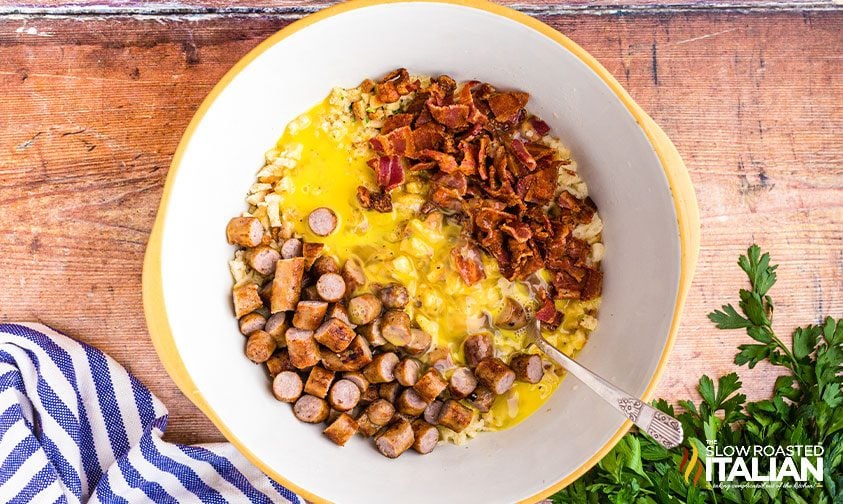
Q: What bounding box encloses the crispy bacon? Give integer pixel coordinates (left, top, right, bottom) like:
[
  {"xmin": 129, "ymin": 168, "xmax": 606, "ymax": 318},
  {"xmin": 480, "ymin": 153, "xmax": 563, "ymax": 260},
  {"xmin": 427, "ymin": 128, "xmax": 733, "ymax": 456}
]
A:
[
  {"xmin": 431, "ymin": 171, "xmax": 468, "ymax": 196},
  {"xmin": 451, "ymin": 242, "xmax": 486, "ymax": 285},
  {"xmin": 370, "ymin": 126, "xmax": 415, "ymax": 157},
  {"xmin": 528, "ymin": 116, "xmax": 551, "ymax": 136},
  {"xmin": 510, "ymin": 139, "xmax": 537, "ymax": 172},
  {"xmin": 535, "ymin": 289, "xmax": 557, "ymax": 323},
  {"xmin": 487, "ymin": 91, "xmax": 529, "ymax": 123},
  {"xmin": 516, "ymin": 166, "xmax": 558, "ymax": 204},
  {"xmin": 412, "ymin": 123, "xmax": 446, "ymax": 152},
  {"xmin": 419, "ymin": 149, "xmax": 459, "ymax": 174},
  {"xmin": 373, "ymin": 156, "xmax": 405, "ymax": 191},
  {"xmin": 382, "ymin": 113, "xmax": 414, "ymax": 134},
  {"xmin": 357, "ymin": 186, "xmax": 393, "ymax": 213},
  {"xmin": 428, "ymin": 102, "xmax": 470, "ymax": 130}
]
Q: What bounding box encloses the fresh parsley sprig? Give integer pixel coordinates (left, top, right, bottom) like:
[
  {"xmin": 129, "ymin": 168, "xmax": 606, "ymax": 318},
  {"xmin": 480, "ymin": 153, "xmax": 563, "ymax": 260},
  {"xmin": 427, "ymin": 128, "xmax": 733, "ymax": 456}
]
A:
[{"xmin": 551, "ymin": 245, "xmax": 842, "ymax": 503}]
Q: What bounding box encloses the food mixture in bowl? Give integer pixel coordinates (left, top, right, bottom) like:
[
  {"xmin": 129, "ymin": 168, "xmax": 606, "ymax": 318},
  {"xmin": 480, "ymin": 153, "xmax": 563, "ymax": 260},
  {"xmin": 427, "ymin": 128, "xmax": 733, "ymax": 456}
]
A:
[{"xmin": 226, "ymin": 69, "xmax": 604, "ymax": 458}]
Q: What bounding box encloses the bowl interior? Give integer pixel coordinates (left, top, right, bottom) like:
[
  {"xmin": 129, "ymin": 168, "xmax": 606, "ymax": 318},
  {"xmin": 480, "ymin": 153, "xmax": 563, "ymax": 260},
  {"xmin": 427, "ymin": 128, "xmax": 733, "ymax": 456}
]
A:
[{"xmin": 158, "ymin": 3, "xmax": 680, "ymax": 502}]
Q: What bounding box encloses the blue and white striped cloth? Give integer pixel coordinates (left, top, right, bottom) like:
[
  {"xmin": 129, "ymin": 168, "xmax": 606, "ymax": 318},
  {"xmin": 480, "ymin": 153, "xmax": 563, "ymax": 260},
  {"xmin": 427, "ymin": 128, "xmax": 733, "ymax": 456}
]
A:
[{"xmin": 0, "ymin": 323, "xmax": 302, "ymax": 503}]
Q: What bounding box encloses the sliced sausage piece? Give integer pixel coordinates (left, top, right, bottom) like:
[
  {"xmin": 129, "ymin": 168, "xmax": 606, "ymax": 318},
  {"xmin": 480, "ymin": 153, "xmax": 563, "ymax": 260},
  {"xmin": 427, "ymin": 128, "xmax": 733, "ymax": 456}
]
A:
[
  {"xmin": 362, "ymin": 352, "xmax": 399, "ymax": 384},
  {"xmin": 448, "ymin": 367, "xmax": 478, "ymax": 399},
  {"xmin": 436, "ymin": 400, "xmax": 474, "ymax": 432},
  {"xmin": 357, "ymin": 319, "xmax": 387, "ymax": 347},
  {"xmin": 423, "ymin": 400, "xmax": 443, "ymax": 425},
  {"xmin": 341, "ymin": 259, "xmax": 366, "ymax": 295},
  {"xmin": 375, "ymin": 418, "xmax": 414, "ymax": 459},
  {"xmin": 365, "ymin": 399, "xmax": 396, "ymax": 425},
  {"xmin": 328, "ymin": 379, "xmax": 361, "ymax": 412},
  {"xmin": 280, "ymin": 238, "xmax": 302, "ymax": 259},
  {"xmin": 468, "ymin": 386, "xmax": 495, "ymax": 413},
  {"xmin": 316, "ymin": 273, "xmax": 346, "ymax": 303},
  {"xmin": 394, "ymin": 358, "xmax": 422, "ymax": 387},
  {"xmin": 463, "ymin": 332, "xmax": 494, "ymax": 367},
  {"xmin": 264, "ymin": 312, "xmax": 288, "ymax": 344},
  {"xmin": 359, "ymin": 385, "xmax": 380, "ymax": 406},
  {"xmin": 397, "ymin": 388, "xmax": 428, "ymax": 417},
  {"xmin": 312, "ymin": 255, "xmax": 339, "ymax": 276},
  {"xmin": 380, "ymin": 310, "xmax": 411, "ymax": 346},
  {"xmin": 259, "ymin": 280, "xmax": 273, "ymax": 305},
  {"xmin": 494, "ymin": 297, "xmax": 528, "ymax": 330},
  {"xmin": 356, "ymin": 413, "xmax": 380, "ymax": 437},
  {"xmin": 238, "ymin": 312, "xmax": 266, "ymax": 336},
  {"xmin": 313, "ymin": 317, "xmax": 356, "ymax": 353},
  {"xmin": 411, "ymin": 420, "xmax": 439, "ymax": 454},
  {"xmin": 414, "ymin": 369, "xmax": 448, "ymax": 402},
  {"xmin": 301, "ymin": 284, "xmax": 320, "ymax": 301},
  {"xmin": 308, "ymin": 207, "xmax": 338, "ymax": 236},
  {"xmin": 293, "ymin": 395, "xmax": 329, "ymax": 423},
  {"xmin": 233, "ymin": 283, "xmax": 263, "ymax": 318},
  {"xmin": 226, "ymin": 216, "xmax": 263, "ymax": 247},
  {"xmin": 292, "ymin": 300, "xmax": 328, "ymax": 330},
  {"xmin": 285, "ymin": 328, "xmax": 320, "ymax": 369},
  {"xmin": 304, "ymin": 366, "xmax": 336, "ymax": 398},
  {"xmin": 475, "ymin": 358, "xmax": 516, "ymax": 395},
  {"xmin": 321, "ymin": 336, "xmax": 372, "ymax": 372},
  {"xmin": 510, "ymin": 353, "xmax": 544, "ymax": 384},
  {"xmin": 405, "ymin": 328, "xmax": 433, "ymax": 356},
  {"xmin": 270, "ymin": 257, "xmax": 305, "ymax": 313},
  {"xmin": 245, "ymin": 245, "xmax": 281, "ymax": 276},
  {"xmin": 323, "ymin": 413, "xmax": 358, "ymax": 446},
  {"xmin": 265, "ymin": 350, "xmax": 295, "ymax": 378},
  {"xmin": 378, "ymin": 283, "xmax": 409, "ymax": 309},
  {"xmin": 245, "ymin": 330, "xmax": 276, "ymax": 363},
  {"xmin": 379, "ymin": 382, "xmax": 403, "ymax": 404},
  {"xmin": 302, "ymin": 242, "xmax": 324, "ymax": 270},
  {"xmin": 326, "ymin": 303, "xmax": 354, "ymax": 328},
  {"xmin": 342, "ymin": 372, "xmax": 369, "ymax": 392},
  {"xmin": 272, "ymin": 371, "xmax": 303, "ymax": 403},
  {"xmin": 347, "ymin": 294, "xmax": 382, "ymax": 325}
]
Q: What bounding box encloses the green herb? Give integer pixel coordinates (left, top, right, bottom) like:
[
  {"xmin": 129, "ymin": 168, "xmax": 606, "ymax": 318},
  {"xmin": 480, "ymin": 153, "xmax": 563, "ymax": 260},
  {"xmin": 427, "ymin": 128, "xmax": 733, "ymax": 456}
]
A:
[{"xmin": 551, "ymin": 245, "xmax": 843, "ymax": 503}]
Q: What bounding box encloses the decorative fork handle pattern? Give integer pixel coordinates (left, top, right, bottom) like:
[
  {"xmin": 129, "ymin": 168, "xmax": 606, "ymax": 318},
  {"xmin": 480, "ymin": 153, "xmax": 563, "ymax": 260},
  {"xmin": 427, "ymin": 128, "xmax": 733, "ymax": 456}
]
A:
[{"xmin": 528, "ymin": 322, "xmax": 684, "ymax": 449}]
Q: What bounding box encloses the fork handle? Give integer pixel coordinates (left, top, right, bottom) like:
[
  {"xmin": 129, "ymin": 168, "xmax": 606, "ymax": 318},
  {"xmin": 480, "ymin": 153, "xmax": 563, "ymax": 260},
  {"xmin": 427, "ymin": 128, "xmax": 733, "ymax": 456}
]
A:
[{"xmin": 532, "ymin": 335, "xmax": 684, "ymax": 449}]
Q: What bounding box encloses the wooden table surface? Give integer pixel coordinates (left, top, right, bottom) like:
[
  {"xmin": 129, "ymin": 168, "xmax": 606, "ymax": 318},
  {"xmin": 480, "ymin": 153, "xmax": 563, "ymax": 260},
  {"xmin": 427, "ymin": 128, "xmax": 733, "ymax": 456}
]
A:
[{"xmin": 0, "ymin": 0, "xmax": 840, "ymax": 445}]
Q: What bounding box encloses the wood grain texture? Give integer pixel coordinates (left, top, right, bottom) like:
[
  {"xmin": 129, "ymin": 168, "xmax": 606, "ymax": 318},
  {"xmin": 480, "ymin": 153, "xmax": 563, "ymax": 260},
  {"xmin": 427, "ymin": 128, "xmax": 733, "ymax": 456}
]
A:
[{"xmin": 0, "ymin": 10, "xmax": 841, "ymax": 444}]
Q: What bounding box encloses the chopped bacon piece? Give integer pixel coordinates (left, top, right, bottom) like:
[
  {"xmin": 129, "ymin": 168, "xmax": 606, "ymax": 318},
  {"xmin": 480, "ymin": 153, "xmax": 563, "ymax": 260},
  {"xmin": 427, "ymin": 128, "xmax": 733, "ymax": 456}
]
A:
[
  {"xmin": 431, "ymin": 171, "xmax": 468, "ymax": 196},
  {"xmin": 516, "ymin": 166, "xmax": 558, "ymax": 204},
  {"xmin": 535, "ymin": 289, "xmax": 557, "ymax": 323},
  {"xmin": 357, "ymin": 186, "xmax": 393, "ymax": 213},
  {"xmin": 376, "ymin": 81, "xmax": 400, "ymax": 103},
  {"xmin": 510, "ymin": 139, "xmax": 537, "ymax": 172},
  {"xmin": 412, "ymin": 123, "xmax": 445, "ymax": 152},
  {"xmin": 582, "ymin": 269, "xmax": 603, "ymax": 299},
  {"xmin": 419, "ymin": 149, "xmax": 459, "ymax": 174},
  {"xmin": 501, "ymin": 221, "xmax": 532, "ymax": 243},
  {"xmin": 451, "ymin": 242, "xmax": 486, "ymax": 285},
  {"xmin": 528, "ymin": 117, "xmax": 551, "ymax": 136},
  {"xmin": 524, "ymin": 142, "xmax": 556, "ymax": 161},
  {"xmin": 376, "ymin": 68, "xmax": 417, "ymax": 103},
  {"xmin": 458, "ymin": 142, "xmax": 477, "ymax": 176},
  {"xmin": 431, "ymin": 186, "xmax": 464, "ymax": 212},
  {"xmin": 487, "ymin": 91, "xmax": 529, "ymax": 123},
  {"xmin": 408, "ymin": 161, "xmax": 437, "ymax": 172},
  {"xmin": 382, "ymin": 114, "xmax": 414, "ymax": 134},
  {"xmin": 428, "ymin": 102, "xmax": 470, "ymax": 130},
  {"xmin": 370, "ymin": 126, "xmax": 415, "ymax": 157},
  {"xmin": 373, "ymin": 156, "xmax": 405, "ymax": 191}
]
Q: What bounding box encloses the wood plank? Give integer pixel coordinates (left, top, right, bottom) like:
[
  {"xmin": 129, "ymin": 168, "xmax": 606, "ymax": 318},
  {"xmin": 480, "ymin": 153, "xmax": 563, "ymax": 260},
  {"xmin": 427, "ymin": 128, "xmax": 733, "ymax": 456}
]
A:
[{"xmin": 0, "ymin": 12, "xmax": 840, "ymax": 444}]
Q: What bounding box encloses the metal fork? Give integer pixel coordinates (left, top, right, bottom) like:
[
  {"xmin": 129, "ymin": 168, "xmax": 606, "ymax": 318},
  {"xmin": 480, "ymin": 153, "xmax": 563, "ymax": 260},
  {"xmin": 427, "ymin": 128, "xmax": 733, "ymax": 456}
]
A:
[{"xmin": 525, "ymin": 319, "xmax": 684, "ymax": 449}]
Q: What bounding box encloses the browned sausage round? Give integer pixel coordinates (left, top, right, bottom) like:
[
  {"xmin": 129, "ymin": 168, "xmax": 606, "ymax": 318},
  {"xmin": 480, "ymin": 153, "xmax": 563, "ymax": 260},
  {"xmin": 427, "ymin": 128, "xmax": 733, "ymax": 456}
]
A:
[
  {"xmin": 284, "ymin": 328, "xmax": 320, "ymax": 369},
  {"xmin": 316, "ymin": 273, "xmax": 346, "ymax": 303},
  {"xmin": 226, "ymin": 216, "xmax": 263, "ymax": 247},
  {"xmin": 394, "ymin": 358, "xmax": 422, "ymax": 387},
  {"xmin": 293, "ymin": 395, "xmax": 329, "ymax": 423},
  {"xmin": 413, "ymin": 369, "xmax": 448, "ymax": 402},
  {"xmin": 327, "ymin": 303, "xmax": 354, "ymax": 327},
  {"xmin": 375, "ymin": 418, "xmax": 415, "ymax": 458},
  {"xmin": 356, "ymin": 413, "xmax": 380, "ymax": 438},
  {"xmin": 328, "ymin": 379, "xmax": 361, "ymax": 411},
  {"xmin": 378, "ymin": 382, "xmax": 403, "ymax": 404},
  {"xmin": 463, "ymin": 332, "xmax": 494, "ymax": 368},
  {"xmin": 280, "ymin": 238, "xmax": 302, "ymax": 259},
  {"xmin": 238, "ymin": 312, "xmax": 266, "ymax": 336},
  {"xmin": 272, "ymin": 371, "xmax": 303, "ymax": 403},
  {"xmin": 380, "ymin": 310, "xmax": 411, "ymax": 346},
  {"xmin": 423, "ymin": 400, "xmax": 443, "ymax": 425},
  {"xmin": 321, "ymin": 336, "xmax": 373, "ymax": 372},
  {"xmin": 307, "ymin": 207, "xmax": 338, "ymax": 236},
  {"xmin": 311, "ymin": 255, "xmax": 339, "ymax": 275},
  {"xmin": 292, "ymin": 300, "xmax": 328, "ymax": 331},
  {"xmin": 347, "ymin": 294, "xmax": 382, "ymax": 325},
  {"xmin": 245, "ymin": 330, "xmax": 276, "ymax": 363},
  {"xmin": 357, "ymin": 319, "xmax": 387, "ymax": 347},
  {"xmin": 405, "ymin": 328, "xmax": 432, "ymax": 356},
  {"xmin": 510, "ymin": 353, "xmax": 544, "ymax": 384},
  {"xmin": 342, "ymin": 371, "xmax": 369, "ymax": 392},
  {"xmin": 363, "ymin": 352, "xmax": 399, "ymax": 384},
  {"xmin": 436, "ymin": 400, "xmax": 474, "ymax": 432},
  {"xmin": 233, "ymin": 283, "xmax": 263, "ymax": 319},
  {"xmin": 302, "ymin": 242, "xmax": 324, "ymax": 270},
  {"xmin": 265, "ymin": 350, "xmax": 295, "ymax": 378},
  {"xmin": 263, "ymin": 312, "xmax": 288, "ymax": 344},
  {"xmin": 313, "ymin": 318, "xmax": 356, "ymax": 353},
  {"xmin": 245, "ymin": 245, "xmax": 281, "ymax": 276},
  {"xmin": 411, "ymin": 420, "xmax": 439, "ymax": 454},
  {"xmin": 304, "ymin": 366, "xmax": 336, "ymax": 399},
  {"xmin": 397, "ymin": 388, "xmax": 428, "ymax": 417},
  {"xmin": 323, "ymin": 413, "xmax": 358, "ymax": 446},
  {"xmin": 448, "ymin": 367, "xmax": 478, "ymax": 399},
  {"xmin": 341, "ymin": 259, "xmax": 366, "ymax": 295},
  {"xmin": 378, "ymin": 283, "xmax": 409, "ymax": 309},
  {"xmin": 475, "ymin": 358, "xmax": 516, "ymax": 395},
  {"xmin": 494, "ymin": 297, "xmax": 528, "ymax": 329},
  {"xmin": 365, "ymin": 399, "xmax": 396, "ymax": 425},
  {"xmin": 360, "ymin": 385, "xmax": 380, "ymax": 406},
  {"xmin": 468, "ymin": 386, "xmax": 495, "ymax": 413}
]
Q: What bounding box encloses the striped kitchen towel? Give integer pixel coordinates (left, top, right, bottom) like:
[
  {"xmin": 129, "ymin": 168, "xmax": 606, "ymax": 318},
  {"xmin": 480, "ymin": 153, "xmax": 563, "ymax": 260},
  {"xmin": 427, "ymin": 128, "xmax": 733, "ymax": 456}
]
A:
[{"xmin": 0, "ymin": 323, "xmax": 302, "ymax": 504}]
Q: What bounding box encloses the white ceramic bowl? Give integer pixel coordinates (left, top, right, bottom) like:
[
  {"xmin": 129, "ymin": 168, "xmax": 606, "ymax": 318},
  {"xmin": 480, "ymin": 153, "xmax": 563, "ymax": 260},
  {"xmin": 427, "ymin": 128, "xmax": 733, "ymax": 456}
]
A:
[{"xmin": 143, "ymin": 1, "xmax": 700, "ymax": 502}]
